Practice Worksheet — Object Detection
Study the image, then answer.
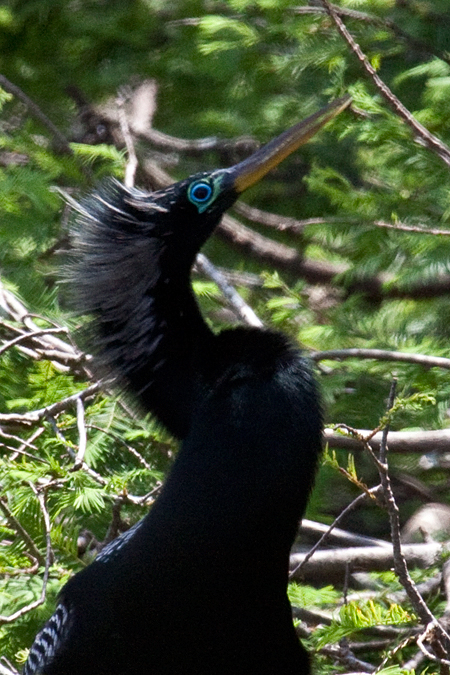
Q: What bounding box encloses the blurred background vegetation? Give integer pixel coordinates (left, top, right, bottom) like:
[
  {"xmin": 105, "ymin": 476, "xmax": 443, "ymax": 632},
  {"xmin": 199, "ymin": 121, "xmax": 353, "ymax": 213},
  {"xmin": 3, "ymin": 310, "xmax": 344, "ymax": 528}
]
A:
[{"xmin": 1, "ymin": 0, "xmax": 450, "ymax": 672}]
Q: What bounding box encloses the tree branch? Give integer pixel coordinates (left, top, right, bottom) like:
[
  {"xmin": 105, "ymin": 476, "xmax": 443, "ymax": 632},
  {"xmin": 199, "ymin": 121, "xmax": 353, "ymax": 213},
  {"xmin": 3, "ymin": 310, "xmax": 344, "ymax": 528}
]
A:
[
  {"xmin": 292, "ymin": 4, "xmax": 450, "ymax": 66},
  {"xmin": 290, "ymin": 541, "xmax": 448, "ymax": 582},
  {"xmin": 0, "ymin": 74, "xmax": 72, "ymax": 154},
  {"xmin": 319, "ymin": 0, "xmax": 450, "ymax": 169},
  {"xmin": 325, "ymin": 427, "xmax": 450, "ymax": 454},
  {"xmin": 311, "ymin": 348, "xmax": 450, "ymax": 370}
]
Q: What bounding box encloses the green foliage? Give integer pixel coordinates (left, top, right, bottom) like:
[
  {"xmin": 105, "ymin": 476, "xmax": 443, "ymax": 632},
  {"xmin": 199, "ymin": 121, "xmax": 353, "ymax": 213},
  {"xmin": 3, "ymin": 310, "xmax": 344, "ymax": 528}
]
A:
[
  {"xmin": 1, "ymin": 0, "xmax": 450, "ymax": 671},
  {"xmin": 315, "ymin": 600, "xmax": 415, "ymax": 648}
]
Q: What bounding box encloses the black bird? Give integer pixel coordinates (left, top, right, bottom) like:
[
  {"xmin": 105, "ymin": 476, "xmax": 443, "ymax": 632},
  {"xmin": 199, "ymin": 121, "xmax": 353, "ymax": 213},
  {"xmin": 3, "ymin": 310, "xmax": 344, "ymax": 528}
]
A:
[{"xmin": 24, "ymin": 95, "xmax": 351, "ymax": 675}]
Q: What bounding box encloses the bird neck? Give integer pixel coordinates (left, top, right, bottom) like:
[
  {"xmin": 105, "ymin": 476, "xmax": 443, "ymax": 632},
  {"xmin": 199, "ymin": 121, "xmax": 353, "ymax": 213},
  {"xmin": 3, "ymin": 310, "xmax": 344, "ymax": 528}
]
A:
[{"xmin": 118, "ymin": 271, "xmax": 214, "ymax": 439}]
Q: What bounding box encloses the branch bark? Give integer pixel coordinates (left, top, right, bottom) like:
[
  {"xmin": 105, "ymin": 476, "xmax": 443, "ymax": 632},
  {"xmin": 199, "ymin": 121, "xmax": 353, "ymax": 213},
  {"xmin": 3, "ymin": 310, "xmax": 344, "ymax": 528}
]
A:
[
  {"xmin": 290, "ymin": 541, "xmax": 448, "ymax": 582},
  {"xmin": 325, "ymin": 427, "xmax": 450, "ymax": 454}
]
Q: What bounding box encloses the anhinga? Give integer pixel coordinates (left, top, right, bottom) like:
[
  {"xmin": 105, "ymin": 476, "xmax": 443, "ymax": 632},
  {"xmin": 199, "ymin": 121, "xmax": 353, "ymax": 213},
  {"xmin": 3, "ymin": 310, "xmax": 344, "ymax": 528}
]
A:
[{"xmin": 24, "ymin": 95, "xmax": 351, "ymax": 675}]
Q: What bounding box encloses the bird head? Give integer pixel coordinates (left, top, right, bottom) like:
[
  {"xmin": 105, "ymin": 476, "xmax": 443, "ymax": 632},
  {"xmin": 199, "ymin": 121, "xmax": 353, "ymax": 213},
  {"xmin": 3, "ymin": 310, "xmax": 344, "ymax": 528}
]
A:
[{"xmin": 116, "ymin": 94, "xmax": 352, "ymax": 273}]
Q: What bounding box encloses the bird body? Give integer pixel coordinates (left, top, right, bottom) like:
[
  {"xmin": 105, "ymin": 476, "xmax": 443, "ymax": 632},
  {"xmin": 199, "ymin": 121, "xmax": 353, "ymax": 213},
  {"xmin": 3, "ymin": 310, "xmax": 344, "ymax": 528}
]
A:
[{"xmin": 24, "ymin": 96, "xmax": 351, "ymax": 675}]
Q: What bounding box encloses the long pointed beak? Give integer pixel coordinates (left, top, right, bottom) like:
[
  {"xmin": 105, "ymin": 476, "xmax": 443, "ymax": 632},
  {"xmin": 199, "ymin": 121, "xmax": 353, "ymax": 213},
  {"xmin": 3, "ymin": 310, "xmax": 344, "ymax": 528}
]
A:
[{"xmin": 231, "ymin": 95, "xmax": 351, "ymax": 194}]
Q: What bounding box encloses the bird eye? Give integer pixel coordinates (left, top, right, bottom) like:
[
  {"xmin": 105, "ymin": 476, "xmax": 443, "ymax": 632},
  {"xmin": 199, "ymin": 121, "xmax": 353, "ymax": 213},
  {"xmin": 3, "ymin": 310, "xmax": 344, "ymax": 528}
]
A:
[{"xmin": 188, "ymin": 182, "xmax": 213, "ymax": 205}]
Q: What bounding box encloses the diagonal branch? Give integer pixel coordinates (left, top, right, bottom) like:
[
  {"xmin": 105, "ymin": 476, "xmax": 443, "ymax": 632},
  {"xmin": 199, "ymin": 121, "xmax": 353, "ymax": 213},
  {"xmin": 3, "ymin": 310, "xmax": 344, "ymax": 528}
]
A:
[
  {"xmin": 319, "ymin": 0, "xmax": 450, "ymax": 169},
  {"xmin": 0, "ymin": 74, "xmax": 71, "ymax": 154}
]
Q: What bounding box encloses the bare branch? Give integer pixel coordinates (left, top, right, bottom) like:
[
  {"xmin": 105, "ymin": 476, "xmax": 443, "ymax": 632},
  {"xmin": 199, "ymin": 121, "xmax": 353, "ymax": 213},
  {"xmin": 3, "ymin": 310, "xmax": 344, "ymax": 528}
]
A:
[
  {"xmin": 0, "ymin": 383, "xmax": 101, "ymax": 427},
  {"xmin": 74, "ymin": 397, "xmax": 87, "ymax": 469},
  {"xmin": 300, "ymin": 514, "xmax": 389, "ymax": 549},
  {"xmin": 374, "ymin": 220, "xmax": 450, "ymax": 236},
  {"xmin": 319, "ymin": 644, "xmax": 375, "ymax": 673},
  {"xmin": 311, "ymin": 347, "xmax": 450, "ymax": 370},
  {"xmin": 290, "ymin": 541, "xmax": 448, "ymax": 583},
  {"xmin": 117, "ymin": 90, "xmax": 138, "ymax": 189},
  {"xmin": 0, "ymin": 327, "xmax": 70, "ymax": 357},
  {"xmin": 372, "ymin": 380, "xmax": 450, "ymax": 653},
  {"xmin": 325, "ymin": 427, "xmax": 450, "ymax": 454},
  {"xmin": 195, "ymin": 253, "xmax": 263, "ymax": 328}
]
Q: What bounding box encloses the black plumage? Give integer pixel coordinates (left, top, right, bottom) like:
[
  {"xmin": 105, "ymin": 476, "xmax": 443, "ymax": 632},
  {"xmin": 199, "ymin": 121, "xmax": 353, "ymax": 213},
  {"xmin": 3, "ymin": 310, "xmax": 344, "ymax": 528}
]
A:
[{"xmin": 24, "ymin": 95, "xmax": 351, "ymax": 675}]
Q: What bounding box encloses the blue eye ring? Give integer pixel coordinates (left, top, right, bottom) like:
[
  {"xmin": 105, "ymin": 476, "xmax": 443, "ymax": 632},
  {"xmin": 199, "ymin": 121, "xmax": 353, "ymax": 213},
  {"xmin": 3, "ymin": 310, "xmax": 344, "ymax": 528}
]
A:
[{"xmin": 188, "ymin": 181, "xmax": 213, "ymax": 204}]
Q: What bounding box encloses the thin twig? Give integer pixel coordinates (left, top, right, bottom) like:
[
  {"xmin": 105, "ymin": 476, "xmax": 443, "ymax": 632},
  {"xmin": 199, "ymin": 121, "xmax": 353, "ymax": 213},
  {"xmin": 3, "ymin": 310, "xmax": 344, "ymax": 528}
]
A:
[
  {"xmin": 74, "ymin": 397, "xmax": 87, "ymax": 469},
  {"xmin": 8, "ymin": 426, "xmax": 46, "ymax": 462},
  {"xmin": 374, "ymin": 220, "xmax": 450, "ymax": 237},
  {"xmin": 290, "ymin": 486, "xmax": 382, "ymax": 578},
  {"xmin": 86, "ymin": 424, "xmax": 153, "ymax": 472},
  {"xmin": 0, "ymin": 486, "xmax": 53, "ymax": 626},
  {"xmin": 0, "ymin": 496, "xmax": 44, "ymax": 566},
  {"xmin": 320, "ymin": 0, "xmax": 450, "ymax": 169},
  {"xmin": 374, "ymin": 379, "xmax": 450, "ymax": 656}
]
